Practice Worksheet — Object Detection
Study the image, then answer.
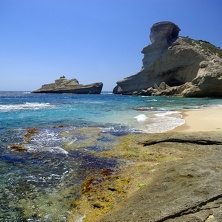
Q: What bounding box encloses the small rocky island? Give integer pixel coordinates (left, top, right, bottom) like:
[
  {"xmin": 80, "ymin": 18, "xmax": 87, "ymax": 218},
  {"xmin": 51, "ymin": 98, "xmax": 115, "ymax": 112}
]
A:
[
  {"xmin": 113, "ymin": 21, "xmax": 222, "ymax": 97},
  {"xmin": 32, "ymin": 76, "xmax": 103, "ymax": 94}
]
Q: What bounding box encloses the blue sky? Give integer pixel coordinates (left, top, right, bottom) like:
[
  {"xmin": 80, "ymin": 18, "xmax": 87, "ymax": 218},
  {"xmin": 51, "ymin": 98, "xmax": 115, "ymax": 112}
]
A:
[{"xmin": 0, "ymin": 0, "xmax": 222, "ymax": 91}]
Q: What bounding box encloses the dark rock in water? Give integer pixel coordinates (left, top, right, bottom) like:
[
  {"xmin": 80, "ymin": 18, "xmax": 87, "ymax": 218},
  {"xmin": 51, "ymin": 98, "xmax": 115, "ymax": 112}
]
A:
[
  {"xmin": 10, "ymin": 144, "xmax": 27, "ymax": 152},
  {"xmin": 32, "ymin": 76, "xmax": 103, "ymax": 94},
  {"xmin": 113, "ymin": 21, "xmax": 222, "ymax": 97},
  {"xmin": 134, "ymin": 106, "xmax": 158, "ymax": 111}
]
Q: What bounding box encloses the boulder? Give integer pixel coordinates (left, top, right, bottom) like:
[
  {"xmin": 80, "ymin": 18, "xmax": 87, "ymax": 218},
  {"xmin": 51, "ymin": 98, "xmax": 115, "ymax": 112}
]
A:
[
  {"xmin": 32, "ymin": 76, "xmax": 103, "ymax": 94},
  {"xmin": 113, "ymin": 21, "xmax": 222, "ymax": 97},
  {"xmin": 183, "ymin": 59, "xmax": 222, "ymax": 97}
]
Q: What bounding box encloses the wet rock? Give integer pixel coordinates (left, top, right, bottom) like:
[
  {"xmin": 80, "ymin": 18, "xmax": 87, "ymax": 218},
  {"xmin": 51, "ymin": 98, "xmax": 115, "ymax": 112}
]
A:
[
  {"xmin": 10, "ymin": 144, "xmax": 27, "ymax": 152},
  {"xmin": 24, "ymin": 128, "xmax": 39, "ymax": 143}
]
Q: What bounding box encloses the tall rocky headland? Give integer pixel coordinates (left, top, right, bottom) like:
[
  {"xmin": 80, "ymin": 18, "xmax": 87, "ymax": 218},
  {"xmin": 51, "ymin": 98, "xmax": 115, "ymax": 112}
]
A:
[{"xmin": 113, "ymin": 21, "xmax": 222, "ymax": 97}]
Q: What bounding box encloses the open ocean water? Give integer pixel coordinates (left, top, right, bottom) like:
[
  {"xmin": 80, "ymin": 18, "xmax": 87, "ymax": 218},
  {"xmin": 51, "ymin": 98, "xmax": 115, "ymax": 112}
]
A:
[{"xmin": 1, "ymin": 91, "xmax": 222, "ymax": 221}]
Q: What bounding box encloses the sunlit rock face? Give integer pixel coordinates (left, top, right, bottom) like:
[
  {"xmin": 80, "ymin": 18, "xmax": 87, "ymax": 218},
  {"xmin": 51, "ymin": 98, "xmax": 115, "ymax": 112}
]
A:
[{"xmin": 113, "ymin": 21, "xmax": 222, "ymax": 97}]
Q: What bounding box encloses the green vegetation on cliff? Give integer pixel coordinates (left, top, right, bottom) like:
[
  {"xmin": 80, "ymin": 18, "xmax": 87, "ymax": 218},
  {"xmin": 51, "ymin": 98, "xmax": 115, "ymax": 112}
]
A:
[{"xmin": 183, "ymin": 37, "xmax": 222, "ymax": 58}]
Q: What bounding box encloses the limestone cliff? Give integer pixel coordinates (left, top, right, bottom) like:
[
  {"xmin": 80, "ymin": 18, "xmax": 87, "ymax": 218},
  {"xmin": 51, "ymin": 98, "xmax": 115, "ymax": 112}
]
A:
[
  {"xmin": 32, "ymin": 76, "xmax": 103, "ymax": 94},
  {"xmin": 113, "ymin": 21, "xmax": 222, "ymax": 97}
]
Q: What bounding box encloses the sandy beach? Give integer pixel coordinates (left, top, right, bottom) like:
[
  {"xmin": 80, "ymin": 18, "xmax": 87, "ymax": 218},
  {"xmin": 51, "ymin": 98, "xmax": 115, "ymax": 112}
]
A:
[{"xmin": 174, "ymin": 107, "xmax": 222, "ymax": 132}]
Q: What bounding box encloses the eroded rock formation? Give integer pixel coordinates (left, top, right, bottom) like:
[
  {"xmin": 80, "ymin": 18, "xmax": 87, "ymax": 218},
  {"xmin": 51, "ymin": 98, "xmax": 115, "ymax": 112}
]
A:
[
  {"xmin": 113, "ymin": 21, "xmax": 222, "ymax": 97},
  {"xmin": 32, "ymin": 76, "xmax": 103, "ymax": 94}
]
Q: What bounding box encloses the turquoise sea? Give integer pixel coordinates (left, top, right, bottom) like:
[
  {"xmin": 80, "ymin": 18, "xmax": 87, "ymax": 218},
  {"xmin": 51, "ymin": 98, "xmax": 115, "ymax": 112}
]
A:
[{"xmin": 1, "ymin": 91, "xmax": 222, "ymax": 221}]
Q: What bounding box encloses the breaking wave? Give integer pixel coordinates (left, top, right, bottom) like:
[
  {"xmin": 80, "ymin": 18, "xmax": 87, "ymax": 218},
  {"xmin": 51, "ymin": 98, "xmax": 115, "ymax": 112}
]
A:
[{"xmin": 0, "ymin": 102, "xmax": 53, "ymax": 112}]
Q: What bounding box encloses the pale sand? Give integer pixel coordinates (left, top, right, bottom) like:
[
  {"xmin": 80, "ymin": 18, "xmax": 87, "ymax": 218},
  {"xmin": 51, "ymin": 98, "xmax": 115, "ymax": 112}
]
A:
[{"xmin": 174, "ymin": 108, "xmax": 222, "ymax": 132}]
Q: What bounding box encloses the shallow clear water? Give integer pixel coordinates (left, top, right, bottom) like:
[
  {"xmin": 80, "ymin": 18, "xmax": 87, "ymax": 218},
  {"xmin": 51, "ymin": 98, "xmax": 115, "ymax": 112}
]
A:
[{"xmin": 0, "ymin": 91, "xmax": 222, "ymax": 221}]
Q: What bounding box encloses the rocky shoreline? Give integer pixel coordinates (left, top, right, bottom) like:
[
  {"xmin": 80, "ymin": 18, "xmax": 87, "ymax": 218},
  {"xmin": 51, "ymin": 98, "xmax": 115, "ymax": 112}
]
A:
[
  {"xmin": 68, "ymin": 108, "xmax": 222, "ymax": 221},
  {"xmin": 70, "ymin": 131, "xmax": 222, "ymax": 222},
  {"xmin": 98, "ymin": 131, "xmax": 222, "ymax": 222}
]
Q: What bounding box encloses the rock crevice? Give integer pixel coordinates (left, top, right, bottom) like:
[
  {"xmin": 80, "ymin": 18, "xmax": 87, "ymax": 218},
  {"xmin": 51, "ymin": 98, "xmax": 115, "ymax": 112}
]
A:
[
  {"xmin": 142, "ymin": 138, "xmax": 222, "ymax": 146},
  {"xmin": 156, "ymin": 193, "xmax": 222, "ymax": 222}
]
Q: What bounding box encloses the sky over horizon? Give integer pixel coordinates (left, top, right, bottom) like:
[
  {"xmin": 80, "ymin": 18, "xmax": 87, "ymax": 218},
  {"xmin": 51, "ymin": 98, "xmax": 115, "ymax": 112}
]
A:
[{"xmin": 1, "ymin": 0, "xmax": 222, "ymax": 91}]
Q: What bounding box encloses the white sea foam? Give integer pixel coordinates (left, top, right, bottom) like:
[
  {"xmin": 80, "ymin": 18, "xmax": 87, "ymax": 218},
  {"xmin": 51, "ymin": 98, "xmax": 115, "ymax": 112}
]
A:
[
  {"xmin": 24, "ymin": 128, "xmax": 69, "ymax": 155},
  {"xmin": 134, "ymin": 114, "xmax": 148, "ymax": 122},
  {"xmin": 26, "ymin": 145, "xmax": 68, "ymax": 155},
  {"xmin": 154, "ymin": 111, "xmax": 181, "ymax": 117},
  {"xmin": 66, "ymin": 137, "xmax": 77, "ymax": 145},
  {"xmin": 31, "ymin": 130, "xmax": 62, "ymax": 146},
  {"xmin": 205, "ymin": 104, "xmax": 222, "ymax": 109},
  {"xmin": 26, "ymin": 174, "xmax": 61, "ymax": 183},
  {"xmin": 0, "ymin": 102, "xmax": 53, "ymax": 111},
  {"xmin": 143, "ymin": 116, "xmax": 185, "ymax": 133},
  {"xmin": 47, "ymin": 147, "xmax": 69, "ymax": 155},
  {"xmin": 133, "ymin": 111, "xmax": 185, "ymax": 133}
]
